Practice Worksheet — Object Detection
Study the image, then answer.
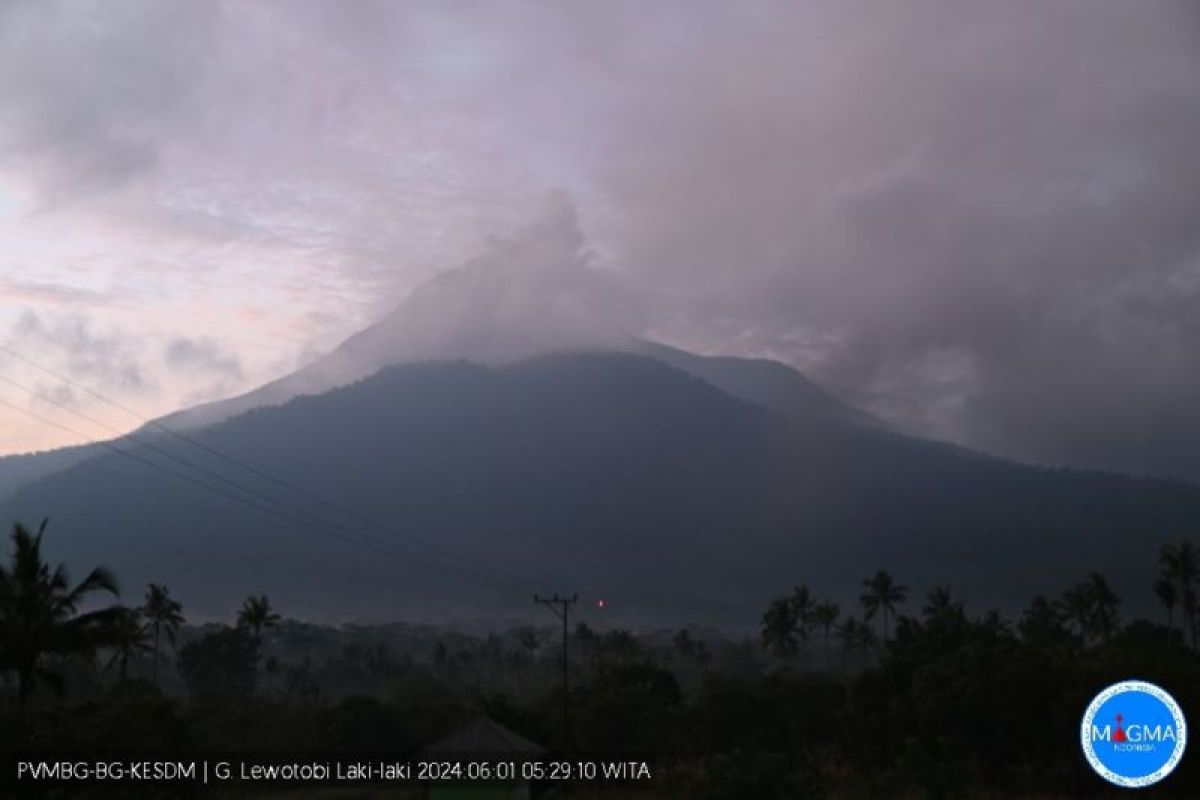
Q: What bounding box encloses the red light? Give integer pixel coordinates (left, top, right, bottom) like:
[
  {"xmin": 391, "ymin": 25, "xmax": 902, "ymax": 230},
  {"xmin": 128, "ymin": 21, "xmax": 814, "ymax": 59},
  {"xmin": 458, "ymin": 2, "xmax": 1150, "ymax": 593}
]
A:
[{"xmin": 596, "ymin": 599, "xmax": 607, "ymax": 609}]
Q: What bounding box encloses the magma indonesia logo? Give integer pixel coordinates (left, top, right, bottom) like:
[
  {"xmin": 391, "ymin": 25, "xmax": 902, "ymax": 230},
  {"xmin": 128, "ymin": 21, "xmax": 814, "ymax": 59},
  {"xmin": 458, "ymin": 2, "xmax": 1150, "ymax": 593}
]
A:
[{"xmin": 1081, "ymin": 680, "xmax": 1187, "ymax": 788}]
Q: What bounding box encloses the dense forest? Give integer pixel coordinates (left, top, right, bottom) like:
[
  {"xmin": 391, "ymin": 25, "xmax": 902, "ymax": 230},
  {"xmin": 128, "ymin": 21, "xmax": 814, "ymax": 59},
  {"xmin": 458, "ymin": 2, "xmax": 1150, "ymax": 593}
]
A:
[{"xmin": 3, "ymin": 519, "xmax": 1199, "ymax": 798}]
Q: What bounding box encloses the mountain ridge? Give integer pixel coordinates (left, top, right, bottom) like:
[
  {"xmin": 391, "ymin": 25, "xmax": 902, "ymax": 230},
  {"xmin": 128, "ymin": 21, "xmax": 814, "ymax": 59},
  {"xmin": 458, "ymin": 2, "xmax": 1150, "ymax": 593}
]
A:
[
  {"xmin": 0, "ymin": 337, "xmax": 879, "ymax": 500},
  {"xmin": 3, "ymin": 352, "xmax": 1197, "ymax": 626}
]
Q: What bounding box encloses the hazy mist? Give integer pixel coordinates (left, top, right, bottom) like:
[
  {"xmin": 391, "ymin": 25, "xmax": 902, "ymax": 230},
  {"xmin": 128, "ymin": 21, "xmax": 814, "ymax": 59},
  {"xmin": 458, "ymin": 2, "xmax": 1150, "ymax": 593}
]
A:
[{"xmin": 1, "ymin": 1, "xmax": 1198, "ymax": 481}]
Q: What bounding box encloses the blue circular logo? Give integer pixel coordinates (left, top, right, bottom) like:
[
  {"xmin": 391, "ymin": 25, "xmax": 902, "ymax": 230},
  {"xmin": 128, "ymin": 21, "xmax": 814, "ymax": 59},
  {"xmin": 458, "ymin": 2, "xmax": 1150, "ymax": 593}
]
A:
[{"xmin": 1081, "ymin": 680, "xmax": 1187, "ymax": 788}]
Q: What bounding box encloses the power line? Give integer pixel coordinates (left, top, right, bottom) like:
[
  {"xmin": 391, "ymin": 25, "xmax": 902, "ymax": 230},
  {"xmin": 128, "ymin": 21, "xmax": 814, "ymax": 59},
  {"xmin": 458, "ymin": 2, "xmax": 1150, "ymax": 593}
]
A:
[
  {"xmin": 0, "ymin": 344, "xmax": 551, "ymax": 592},
  {"xmin": 0, "ymin": 374, "xmax": 526, "ymax": 591},
  {"xmin": 0, "ymin": 394, "xmax": 526, "ymax": 595}
]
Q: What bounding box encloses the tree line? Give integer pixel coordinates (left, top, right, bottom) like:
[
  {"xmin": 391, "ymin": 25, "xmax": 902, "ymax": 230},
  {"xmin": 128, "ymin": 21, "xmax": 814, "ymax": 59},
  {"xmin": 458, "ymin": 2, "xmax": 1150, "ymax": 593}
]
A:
[
  {"xmin": 760, "ymin": 540, "xmax": 1200, "ymax": 664},
  {"xmin": 0, "ymin": 519, "xmax": 287, "ymax": 706},
  {"xmin": 6, "ymin": 517, "xmax": 1200, "ymax": 797}
]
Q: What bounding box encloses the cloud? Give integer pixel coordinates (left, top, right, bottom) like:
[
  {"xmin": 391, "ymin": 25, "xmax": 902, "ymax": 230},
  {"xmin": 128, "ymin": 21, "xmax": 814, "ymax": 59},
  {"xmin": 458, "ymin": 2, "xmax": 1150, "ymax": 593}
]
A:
[
  {"xmin": 164, "ymin": 337, "xmax": 244, "ymax": 379},
  {"xmin": 573, "ymin": 1, "xmax": 1200, "ymax": 479},
  {"xmin": 0, "ymin": 0, "xmax": 215, "ymax": 201},
  {"xmin": 1, "ymin": 1, "xmax": 1199, "ymax": 481},
  {"xmin": 0, "ymin": 310, "xmax": 155, "ymax": 448},
  {"xmin": 0, "ymin": 278, "xmax": 117, "ymax": 307},
  {"xmin": 8, "ymin": 310, "xmax": 150, "ymax": 393},
  {"xmin": 381, "ymin": 193, "xmax": 644, "ymax": 359},
  {"xmin": 310, "ymin": 193, "xmax": 646, "ymax": 382},
  {"xmin": 162, "ymin": 336, "xmax": 247, "ymax": 407}
]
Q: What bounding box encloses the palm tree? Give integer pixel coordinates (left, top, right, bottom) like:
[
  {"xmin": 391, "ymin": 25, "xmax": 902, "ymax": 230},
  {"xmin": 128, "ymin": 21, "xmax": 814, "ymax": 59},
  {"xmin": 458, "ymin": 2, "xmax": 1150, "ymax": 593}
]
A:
[
  {"xmin": 790, "ymin": 585, "xmax": 815, "ymax": 667},
  {"xmin": 236, "ymin": 594, "xmax": 280, "ymax": 641},
  {"xmin": 923, "ymin": 585, "xmax": 959, "ymax": 618},
  {"xmin": 854, "ymin": 618, "xmax": 878, "ymax": 656},
  {"xmin": 761, "ymin": 597, "xmax": 799, "ymax": 658},
  {"xmin": 0, "ymin": 520, "xmax": 122, "ymax": 705},
  {"xmin": 142, "ymin": 583, "xmax": 184, "ymax": 686},
  {"xmin": 835, "ymin": 617, "xmax": 876, "ymax": 666},
  {"xmin": 860, "ymin": 570, "xmax": 908, "ymax": 642},
  {"xmin": 1058, "ymin": 583, "xmax": 1095, "ymax": 643},
  {"xmin": 835, "ymin": 618, "xmax": 858, "ymax": 654},
  {"xmin": 236, "ymin": 595, "xmax": 281, "ymax": 695},
  {"xmin": 1085, "ymin": 572, "xmax": 1120, "ymax": 642},
  {"xmin": 1058, "ymin": 574, "xmax": 1121, "ymax": 644},
  {"xmin": 1154, "ymin": 577, "xmax": 1178, "ymax": 631},
  {"xmin": 105, "ymin": 606, "xmax": 152, "ymax": 682},
  {"xmin": 1160, "ymin": 541, "xmax": 1198, "ymax": 646},
  {"xmin": 812, "ymin": 601, "xmax": 840, "ymax": 652},
  {"xmin": 1019, "ymin": 595, "xmax": 1069, "ymax": 647}
]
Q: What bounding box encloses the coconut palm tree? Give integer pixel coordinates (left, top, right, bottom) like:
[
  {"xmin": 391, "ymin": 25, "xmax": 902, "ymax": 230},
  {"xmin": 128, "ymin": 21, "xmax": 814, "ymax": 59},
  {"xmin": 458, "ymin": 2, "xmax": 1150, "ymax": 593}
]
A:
[
  {"xmin": 1085, "ymin": 572, "xmax": 1120, "ymax": 642},
  {"xmin": 860, "ymin": 570, "xmax": 908, "ymax": 643},
  {"xmin": 761, "ymin": 597, "xmax": 799, "ymax": 658},
  {"xmin": 923, "ymin": 585, "xmax": 959, "ymax": 618},
  {"xmin": 1058, "ymin": 582, "xmax": 1095, "ymax": 643},
  {"xmin": 105, "ymin": 606, "xmax": 152, "ymax": 682},
  {"xmin": 142, "ymin": 583, "xmax": 184, "ymax": 686},
  {"xmin": 234, "ymin": 595, "xmax": 280, "ymax": 696},
  {"xmin": 236, "ymin": 594, "xmax": 280, "ymax": 641},
  {"xmin": 1058, "ymin": 573, "xmax": 1121, "ymax": 644},
  {"xmin": 854, "ymin": 618, "xmax": 878, "ymax": 656},
  {"xmin": 0, "ymin": 520, "xmax": 122, "ymax": 705},
  {"xmin": 835, "ymin": 617, "xmax": 876, "ymax": 667},
  {"xmin": 1019, "ymin": 595, "xmax": 1069, "ymax": 647},
  {"xmin": 812, "ymin": 601, "xmax": 840, "ymax": 652},
  {"xmin": 1160, "ymin": 540, "xmax": 1198, "ymax": 646},
  {"xmin": 790, "ymin": 585, "xmax": 816, "ymax": 667},
  {"xmin": 835, "ymin": 618, "xmax": 859, "ymax": 653}
]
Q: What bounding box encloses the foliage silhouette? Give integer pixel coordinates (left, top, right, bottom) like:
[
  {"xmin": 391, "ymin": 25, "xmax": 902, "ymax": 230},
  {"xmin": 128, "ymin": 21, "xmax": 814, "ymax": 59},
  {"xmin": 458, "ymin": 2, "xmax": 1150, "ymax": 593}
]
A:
[
  {"xmin": 237, "ymin": 594, "xmax": 281, "ymax": 641},
  {"xmin": 860, "ymin": 570, "xmax": 908, "ymax": 642},
  {"xmin": 142, "ymin": 583, "xmax": 184, "ymax": 686},
  {"xmin": 104, "ymin": 606, "xmax": 151, "ymax": 682},
  {"xmin": 0, "ymin": 520, "xmax": 122, "ymax": 705}
]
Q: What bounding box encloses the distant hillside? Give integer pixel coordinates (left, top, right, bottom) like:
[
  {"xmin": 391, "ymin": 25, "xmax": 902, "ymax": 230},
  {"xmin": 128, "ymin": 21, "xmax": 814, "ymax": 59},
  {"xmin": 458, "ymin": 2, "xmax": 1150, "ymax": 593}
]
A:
[
  {"xmin": 0, "ymin": 337, "xmax": 876, "ymax": 501},
  {"xmin": 0, "ymin": 442, "xmax": 101, "ymax": 502},
  {"xmin": 635, "ymin": 341, "xmax": 884, "ymax": 430},
  {"xmin": 3, "ymin": 353, "xmax": 1198, "ymax": 626}
]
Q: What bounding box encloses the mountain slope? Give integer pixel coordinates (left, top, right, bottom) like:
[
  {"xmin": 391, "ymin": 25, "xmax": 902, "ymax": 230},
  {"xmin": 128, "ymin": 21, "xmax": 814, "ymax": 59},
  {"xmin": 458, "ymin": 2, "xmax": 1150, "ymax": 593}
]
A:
[
  {"xmin": 635, "ymin": 341, "xmax": 884, "ymax": 430},
  {"xmin": 3, "ymin": 353, "xmax": 1197, "ymax": 626},
  {"xmin": 0, "ymin": 442, "xmax": 101, "ymax": 502},
  {"xmin": 0, "ymin": 237, "xmax": 877, "ymax": 499},
  {"xmin": 0, "ymin": 339, "xmax": 879, "ymax": 503},
  {"xmin": 150, "ymin": 236, "xmax": 873, "ymax": 435}
]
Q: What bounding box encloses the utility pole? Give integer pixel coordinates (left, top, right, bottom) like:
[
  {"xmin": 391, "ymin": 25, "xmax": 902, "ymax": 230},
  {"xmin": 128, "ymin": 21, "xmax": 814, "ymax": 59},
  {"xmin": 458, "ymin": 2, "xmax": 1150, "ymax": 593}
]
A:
[{"xmin": 534, "ymin": 593, "xmax": 578, "ymax": 750}]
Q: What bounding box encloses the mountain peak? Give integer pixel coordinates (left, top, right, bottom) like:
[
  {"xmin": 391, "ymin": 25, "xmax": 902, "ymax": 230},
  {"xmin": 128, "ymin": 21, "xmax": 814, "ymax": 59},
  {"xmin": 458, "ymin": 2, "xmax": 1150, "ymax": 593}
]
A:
[{"xmin": 145, "ymin": 201, "xmax": 869, "ymax": 436}]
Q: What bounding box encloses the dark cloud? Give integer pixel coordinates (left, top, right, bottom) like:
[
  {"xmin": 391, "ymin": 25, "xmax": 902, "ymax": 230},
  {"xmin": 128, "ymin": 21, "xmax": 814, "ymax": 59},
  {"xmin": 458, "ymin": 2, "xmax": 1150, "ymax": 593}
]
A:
[
  {"xmin": 575, "ymin": 1, "xmax": 1200, "ymax": 480},
  {"xmin": 2, "ymin": 1, "xmax": 1199, "ymax": 480}
]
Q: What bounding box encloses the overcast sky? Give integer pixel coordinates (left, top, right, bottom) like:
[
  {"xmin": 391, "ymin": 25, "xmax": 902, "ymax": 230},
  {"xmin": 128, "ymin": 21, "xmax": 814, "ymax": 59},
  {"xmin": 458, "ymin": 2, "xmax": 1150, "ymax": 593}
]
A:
[{"xmin": 1, "ymin": 1, "xmax": 1198, "ymax": 481}]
